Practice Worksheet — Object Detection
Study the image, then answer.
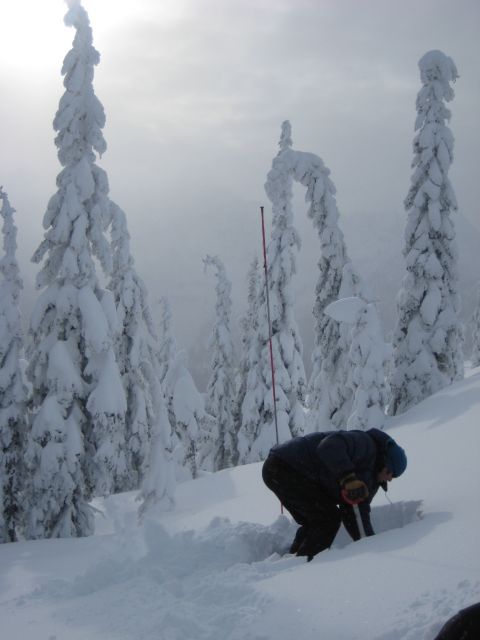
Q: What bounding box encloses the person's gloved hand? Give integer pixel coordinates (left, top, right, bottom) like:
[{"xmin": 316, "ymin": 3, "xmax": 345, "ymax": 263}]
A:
[{"xmin": 340, "ymin": 473, "xmax": 369, "ymax": 505}]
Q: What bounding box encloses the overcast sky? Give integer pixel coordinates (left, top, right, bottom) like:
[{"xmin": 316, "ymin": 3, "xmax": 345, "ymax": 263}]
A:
[{"xmin": 1, "ymin": 0, "xmax": 479, "ymax": 380}]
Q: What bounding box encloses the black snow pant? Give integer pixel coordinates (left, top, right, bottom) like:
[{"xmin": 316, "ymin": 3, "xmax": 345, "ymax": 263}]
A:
[{"xmin": 262, "ymin": 453, "xmax": 342, "ymax": 560}]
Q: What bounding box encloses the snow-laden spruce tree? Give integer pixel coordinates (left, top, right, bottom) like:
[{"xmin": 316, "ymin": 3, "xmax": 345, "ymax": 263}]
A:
[
  {"xmin": 327, "ymin": 263, "xmax": 365, "ymax": 428},
  {"xmin": 164, "ymin": 350, "xmax": 208, "ymax": 480},
  {"xmin": 235, "ymin": 255, "xmax": 262, "ymax": 463},
  {"xmin": 243, "ymin": 122, "xmax": 307, "ymax": 461},
  {"xmin": 137, "ymin": 365, "xmax": 175, "ymax": 519},
  {"xmin": 470, "ymin": 285, "xmax": 480, "ymax": 368},
  {"xmin": 156, "ymin": 297, "xmax": 178, "ymax": 386},
  {"xmin": 203, "ymin": 255, "xmax": 237, "ymax": 470},
  {"xmin": 154, "ymin": 303, "xmax": 206, "ymax": 479},
  {"xmin": 282, "ymin": 143, "xmax": 363, "ymax": 431},
  {"xmin": 108, "ymin": 203, "xmax": 174, "ymax": 492},
  {"xmin": 237, "ymin": 335, "xmax": 267, "ymax": 463},
  {"xmin": 236, "ymin": 260, "xmax": 266, "ymax": 465},
  {"xmin": 325, "ymin": 297, "xmax": 390, "ymax": 430},
  {"xmin": 25, "ymin": 2, "xmax": 126, "ymax": 538},
  {"xmin": 389, "ymin": 50, "xmax": 464, "ymax": 415},
  {"xmin": 346, "ymin": 303, "xmax": 390, "ymax": 430},
  {"xmin": 0, "ymin": 189, "xmax": 27, "ymax": 543}
]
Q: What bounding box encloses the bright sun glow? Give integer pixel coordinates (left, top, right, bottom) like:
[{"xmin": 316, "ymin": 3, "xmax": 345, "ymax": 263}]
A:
[
  {"xmin": 0, "ymin": 0, "xmax": 180, "ymax": 75},
  {"xmin": 0, "ymin": 2, "xmax": 68, "ymax": 73}
]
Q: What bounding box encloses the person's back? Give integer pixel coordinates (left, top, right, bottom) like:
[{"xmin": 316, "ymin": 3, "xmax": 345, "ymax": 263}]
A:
[
  {"xmin": 270, "ymin": 432, "xmax": 330, "ymax": 481},
  {"xmin": 270, "ymin": 428, "xmax": 397, "ymax": 500}
]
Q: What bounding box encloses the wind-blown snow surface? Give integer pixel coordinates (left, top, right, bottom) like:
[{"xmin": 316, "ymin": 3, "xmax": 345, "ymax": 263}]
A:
[{"xmin": 1, "ymin": 369, "xmax": 480, "ymax": 639}]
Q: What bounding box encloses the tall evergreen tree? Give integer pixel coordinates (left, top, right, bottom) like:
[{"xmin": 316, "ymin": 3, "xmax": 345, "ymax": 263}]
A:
[
  {"xmin": 471, "ymin": 285, "xmax": 480, "ymax": 368},
  {"xmin": 108, "ymin": 203, "xmax": 173, "ymax": 491},
  {"xmin": 157, "ymin": 297, "xmax": 178, "ymax": 387},
  {"xmin": 285, "ymin": 141, "xmax": 363, "ymax": 430},
  {"xmin": 236, "ymin": 255, "xmax": 261, "ymax": 463},
  {"xmin": 389, "ymin": 50, "xmax": 463, "ymax": 415},
  {"xmin": 0, "ymin": 189, "xmax": 27, "ymax": 543},
  {"xmin": 347, "ymin": 303, "xmax": 390, "ymax": 430},
  {"xmin": 328, "ymin": 263, "xmax": 365, "ymax": 428},
  {"xmin": 326, "ymin": 297, "xmax": 390, "ymax": 431},
  {"xmin": 137, "ymin": 359, "xmax": 175, "ymax": 519},
  {"xmin": 156, "ymin": 304, "xmax": 210, "ymax": 480},
  {"xmin": 203, "ymin": 255, "xmax": 237, "ymax": 470},
  {"xmin": 239, "ymin": 123, "xmax": 367, "ymax": 452},
  {"xmin": 164, "ymin": 350, "xmax": 207, "ymax": 480},
  {"xmin": 237, "ymin": 336, "xmax": 267, "ymax": 463},
  {"xmin": 244, "ymin": 122, "xmax": 306, "ymax": 461},
  {"xmin": 25, "ymin": 2, "xmax": 126, "ymax": 538}
]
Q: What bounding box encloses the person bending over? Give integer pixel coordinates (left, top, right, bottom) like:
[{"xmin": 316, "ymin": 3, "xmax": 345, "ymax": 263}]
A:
[{"xmin": 262, "ymin": 428, "xmax": 407, "ymax": 561}]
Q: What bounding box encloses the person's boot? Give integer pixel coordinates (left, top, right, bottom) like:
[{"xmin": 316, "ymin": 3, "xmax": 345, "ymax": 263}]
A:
[
  {"xmin": 295, "ymin": 537, "xmax": 316, "ymax": 560},
  {"xmin": 289, "ymin": 525, "xmax": 308, "ymax": 554},
  {"xmin": 295, "ymin": 524, "xmax": 335, "ymax": 561}
]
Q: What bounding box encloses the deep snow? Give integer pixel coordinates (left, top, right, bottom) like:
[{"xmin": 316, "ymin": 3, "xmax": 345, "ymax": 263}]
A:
[{"xmin": 1, "ymin": 368, "xmax": 480, "ymax": 639}]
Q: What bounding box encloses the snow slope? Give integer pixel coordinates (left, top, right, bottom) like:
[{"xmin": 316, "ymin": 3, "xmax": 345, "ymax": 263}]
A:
[{"xmin": 1, "ymin": 369, "xmax": 480, "ymax": 639}]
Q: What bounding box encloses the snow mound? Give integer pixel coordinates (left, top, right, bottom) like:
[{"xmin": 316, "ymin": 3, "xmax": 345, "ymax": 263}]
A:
[
  {"xmin": 143, "ymin": 514, "xmax": 296, "ymax": 571},
  {"xmin": 29, "ymin": 516, "xmax": 296, "ymax": 640},
  {"xmin": 24, "ymin": 505, "xmax": 425, "ymax": 639}
]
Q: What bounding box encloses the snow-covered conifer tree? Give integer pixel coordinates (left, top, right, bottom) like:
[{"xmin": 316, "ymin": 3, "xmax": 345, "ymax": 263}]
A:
[
  {"xmin": 25, "ymin": 2, "xmax": 126, "ymax": 538},
  {"xmin": 203, "ymin": 255, "xmax": 237, "ymax": 470},
  {"xmin": 240, "ymin": 123, "xmax": 366, "ymax": 452},
  {"xmin": 137, "ymin": 367, "xmax": 175, "ymax": 519},
  {"xmin": 325, "ymin": 296, "xmax": 390, "ymax": 430},
  {"xmin": 0, "ymin": 189, "xmax": 27, "ymax": 543},
  {"xmin": 155, "ymin": 305, "xmax": 205, "ymax": 480},
  {"xmin": 237, "ymin": 334, "xmax": 267, "ymax": 463},
  {"xmin": 108, "ymin": 203, "xmax": 173, "ymax": 491},
  {"xmin": 243, "ymin": 122, "xmax": 307, "ymax": 461},
  {"xmin": 470, "ymin": 285, "xmax": 480, "ymax": 368},
  {"xmin": 286, "ymin": 145, "xmax": 363, "ymax": 430},
  {"xmin": 157, "ymin": 297, "xmax": 178, "ymax": 386},
  {"xmin": 389, "ymin": 50, "xmax": 463, "ymax": 415},
  {"xmin": 325, "ymin": 263, "xmax": 365, "ymax": 429},
  {"xmin": 164, "ymin": 350, "xmax": 207, "ymax": 480},
  {"xmin": 264, "ymin": 123, "xmax": 308, "ymax": 441},
  {"xmin": 235, "ymin": 255, "xmax": 261, "ymax": 462},
  {"xmin": 347, "ymin": 304, "xmax": 390, "ymax": 430}
]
